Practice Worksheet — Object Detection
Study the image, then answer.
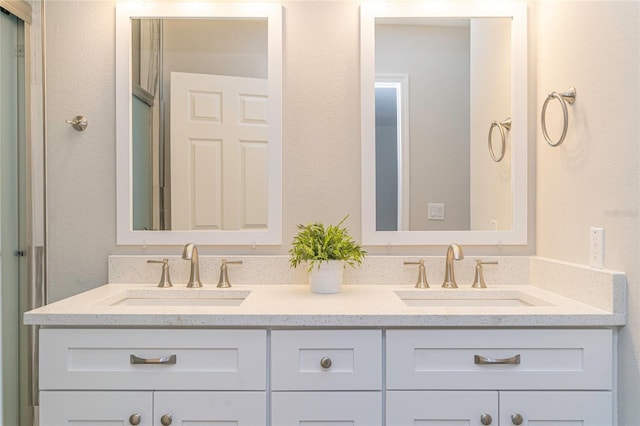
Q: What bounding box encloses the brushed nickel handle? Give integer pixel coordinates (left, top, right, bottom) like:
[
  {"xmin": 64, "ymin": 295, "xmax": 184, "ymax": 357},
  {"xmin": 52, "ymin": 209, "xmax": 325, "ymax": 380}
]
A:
[
  {"xmin": 320, "ymin": 356, "xmax": 332, "ymax": 369},
  {"xmin": 511, "ymin": 413, "xmax": 524, "ymax": 425},
  {"xmin": 128, "ymin": 413, "xmax": 141, "ymax": 425},
  {"xmin": 160, "ymin": 414, "xmax": 172, "ymax": 426},
  {"xmin": 480, "ymin": 413, "xmax": 493, "ymax": 425},
  {"xmin": 130, "ymin": 354, "xmax": 177, "ymax": 365},
  {"xmin": 474, "ymin": 354, "xmax": 521, "ymax": 365}
]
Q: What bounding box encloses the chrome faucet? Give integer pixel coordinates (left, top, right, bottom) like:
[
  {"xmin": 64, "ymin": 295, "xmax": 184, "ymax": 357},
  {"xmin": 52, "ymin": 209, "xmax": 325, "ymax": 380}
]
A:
[
  {"xmin": 182, "ymin": 243, "xmax": 202, "ymax": 288},
  {"xmin": 442, "ymin": 243, "xmax": 464, "ymax": 289}
]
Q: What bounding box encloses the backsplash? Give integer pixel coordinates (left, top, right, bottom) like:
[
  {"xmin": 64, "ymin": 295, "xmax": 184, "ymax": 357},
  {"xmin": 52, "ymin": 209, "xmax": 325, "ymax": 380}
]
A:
[
  {"xmin": 109, "ymin": 255, "xmax": 530, "ymax": 287},
  {"xmin": 530, "ymin": 257, "xmax": 626, "ymax": 314}
]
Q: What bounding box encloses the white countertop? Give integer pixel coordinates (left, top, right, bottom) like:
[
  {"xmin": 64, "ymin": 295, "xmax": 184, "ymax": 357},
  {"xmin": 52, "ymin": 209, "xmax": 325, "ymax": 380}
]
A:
[{"xmin": 24, "ymin": 283, "xmax": 625, "ymax": 328}]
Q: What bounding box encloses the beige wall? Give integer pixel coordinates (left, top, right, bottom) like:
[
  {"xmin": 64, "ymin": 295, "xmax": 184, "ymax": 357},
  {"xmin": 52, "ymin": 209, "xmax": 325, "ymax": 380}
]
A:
[
  {"xmin": 45, "ymin": 1, "xmax": 640, "ymax": 420},
  {"xmin": 45, "ymin": 0, "xmax": 536, "ymax": 304},
  {"xmin": 534, "ymin": 1, "xmax": 640, "ymax": 424}
]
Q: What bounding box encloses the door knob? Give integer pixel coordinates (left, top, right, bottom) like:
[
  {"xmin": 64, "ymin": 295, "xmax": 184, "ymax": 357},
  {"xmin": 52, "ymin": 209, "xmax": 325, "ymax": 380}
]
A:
[
  {"xmin": 128, "ymin": 413, "xmax": 141, "ymax": 425},
  {"xmin": 160, "ymin": 414, "xmax": 172, "ymax": 426}
]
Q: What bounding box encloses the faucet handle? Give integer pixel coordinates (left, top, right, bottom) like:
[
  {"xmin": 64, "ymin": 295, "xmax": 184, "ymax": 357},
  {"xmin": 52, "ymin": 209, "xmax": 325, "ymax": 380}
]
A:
[
  {"xmin": 404, "ymin": 259, "xmax": 429, "ymax": 289},
  {"xmin": 471, "ymin": 260, "xmax": 498, "ymax": 289},
  {"xmin": 147, "ymin": 259, "xmax": 173, "ymax": 288},
  {"xmin": 218, "ymin": 259, "xmax": 243, "ymax": 288}
]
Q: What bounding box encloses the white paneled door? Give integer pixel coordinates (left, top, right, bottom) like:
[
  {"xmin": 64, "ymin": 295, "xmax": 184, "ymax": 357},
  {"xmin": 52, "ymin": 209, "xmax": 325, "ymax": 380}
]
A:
[{"xmin": 170, "ymin": 72, "xmax": 269, "ymax": 231}]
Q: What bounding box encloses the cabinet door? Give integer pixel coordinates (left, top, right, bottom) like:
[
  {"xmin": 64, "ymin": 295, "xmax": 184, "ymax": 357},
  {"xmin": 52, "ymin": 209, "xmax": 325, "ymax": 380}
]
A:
[
  {"xmin": 500, "ymin": 391, "xmax": 612, "ymax": 426},
  {"xmin": 154, "ymin": 391, "xmax": 266, "ymax": 425},
  {"xmin": 40, "ymin": 391, "xmax": 152, "ymax": 426},
  {"xmin": 387, "ymin": 391, "xmax": 498, "ymax": 426},
  {"xmin": 272, "ymin": 391, "xmax": 382, "ymax": 426}
]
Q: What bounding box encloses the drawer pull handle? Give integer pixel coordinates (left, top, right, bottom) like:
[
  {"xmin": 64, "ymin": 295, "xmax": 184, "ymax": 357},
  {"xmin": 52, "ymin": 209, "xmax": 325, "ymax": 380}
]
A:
[
  {"xmin": 511, "ymin": 413, "xmax": 524, "ymax": 425},
  {"xmin": 320, "ymin": 356, "xmax": 332, "ymax": 369},
  {"xmin": 160, "ymin": 414, "xmax": 173, "ymax": 426},
  {"xmin": 474, "ymin": 354, "xmax": 520, "ymax": 365},
  {"xmin": 129, "ymin": 413, "xmax": 141, "ymax": 425},
  {"xmin": 480, "ymin": 413, "xmax": 493, "ymax": 425},
  {"xmin": 130, "ymin": 354, "xmax": 177, "ymax": 365}
]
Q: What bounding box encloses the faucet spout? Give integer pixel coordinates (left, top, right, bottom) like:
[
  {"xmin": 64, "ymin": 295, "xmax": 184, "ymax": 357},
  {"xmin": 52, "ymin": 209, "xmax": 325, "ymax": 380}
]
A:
[
  {"xmin": 182, "ymin": 243, "xmax": 202, "ymax": 288},
  {"xmin": 442, "ymin": 243, "xmax": 464, "ymax": 289}
]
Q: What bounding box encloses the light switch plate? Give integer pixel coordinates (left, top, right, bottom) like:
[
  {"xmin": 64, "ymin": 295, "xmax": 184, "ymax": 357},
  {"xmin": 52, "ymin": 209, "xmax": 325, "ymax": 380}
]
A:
[{"xmin": 427, "ymin": 203, "xmax": 445, "ymax": 221}]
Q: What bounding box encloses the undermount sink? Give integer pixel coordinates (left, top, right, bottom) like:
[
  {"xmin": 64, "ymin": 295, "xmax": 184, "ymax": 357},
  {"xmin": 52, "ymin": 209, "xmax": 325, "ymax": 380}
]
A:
[
  {"xmin": 395, "ymin": 289, "xmax": 553, "ymax": 308},
  {"xmin": 100, "ymin": 289, "xmax": 251, "ymax": 307}
]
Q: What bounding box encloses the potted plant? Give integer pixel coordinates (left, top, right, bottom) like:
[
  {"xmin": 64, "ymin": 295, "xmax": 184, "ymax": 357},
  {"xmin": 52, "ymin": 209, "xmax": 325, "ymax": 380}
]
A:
[{"xmin": 289, "ymin": 216, "xmax": 367, "ymax": 293}]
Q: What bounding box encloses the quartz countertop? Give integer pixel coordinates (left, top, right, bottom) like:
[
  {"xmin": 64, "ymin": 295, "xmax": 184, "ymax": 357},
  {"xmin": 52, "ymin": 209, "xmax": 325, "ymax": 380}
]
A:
[{"xmin": 24, "ymin": 283, "xmax": 625, "ymax": 328}]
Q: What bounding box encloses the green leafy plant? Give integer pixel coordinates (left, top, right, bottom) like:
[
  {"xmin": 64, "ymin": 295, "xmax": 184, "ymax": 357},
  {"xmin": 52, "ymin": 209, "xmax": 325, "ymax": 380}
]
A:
[{"xmin": 289, "ymin": 215, "xmax": 367, "ymax": 271}]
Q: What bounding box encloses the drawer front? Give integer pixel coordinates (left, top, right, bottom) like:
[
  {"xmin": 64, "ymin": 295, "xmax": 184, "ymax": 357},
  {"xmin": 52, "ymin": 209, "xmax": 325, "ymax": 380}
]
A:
[
  {"xmin": 386, "ymin": 329, "xmax": 612, "ymax": 390},
  {"xmin": 271, "ymin": 330, "xmax": 382, "ymax": 390},
  {"xmin": 271, "ymin": 391, "xmax": 382, "ymax": 426},
  {"xmin": 40, "ymin": 329, "xmax": 266, "ymax": 390}
]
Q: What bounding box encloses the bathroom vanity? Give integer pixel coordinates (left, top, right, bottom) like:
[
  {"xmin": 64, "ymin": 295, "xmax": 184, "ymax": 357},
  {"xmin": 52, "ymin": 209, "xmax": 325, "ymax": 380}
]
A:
[{"xmin": 26, "ymin": 270, "xmax": 625, "ymax": 426}]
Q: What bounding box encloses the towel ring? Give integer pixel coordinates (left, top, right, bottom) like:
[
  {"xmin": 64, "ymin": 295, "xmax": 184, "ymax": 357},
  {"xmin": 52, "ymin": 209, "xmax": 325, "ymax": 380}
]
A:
[
  {"xmin": 488, "ymin": 117, "xmax": 511, "ymax": 162},
  {"xmin": 541, "ymin": 87, "xmax": 576, "ymax": 147}
]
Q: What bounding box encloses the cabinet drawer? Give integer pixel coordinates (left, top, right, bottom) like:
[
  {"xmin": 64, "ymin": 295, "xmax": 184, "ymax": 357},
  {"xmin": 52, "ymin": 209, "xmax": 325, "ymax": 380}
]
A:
[
  {"xmin": 40, "ymin": 329, "xmax": 266, "ymax": 390},
  {"xmin": 271, "ymin": 330, "xmax": 381, "ymax": 390},
  {"xmin": 386, "ymin": 329, "xmax": 612, "ymax": 390}
]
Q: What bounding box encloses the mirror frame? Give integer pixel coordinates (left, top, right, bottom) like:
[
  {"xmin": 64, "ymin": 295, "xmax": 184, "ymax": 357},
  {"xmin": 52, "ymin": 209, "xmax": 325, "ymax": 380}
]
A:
[
  {"xmin": 360, "ymin": 2, "xmax": 527, "ymax": 245},
  {"xmin": 115, "ymin": 2, "xmax": 282, "ymax": 245}
]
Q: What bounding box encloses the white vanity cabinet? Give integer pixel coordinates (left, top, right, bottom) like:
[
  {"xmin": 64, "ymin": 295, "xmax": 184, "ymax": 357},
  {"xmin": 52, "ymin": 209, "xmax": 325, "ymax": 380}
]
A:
[
  {"xmin": 36, "ymin": 327, "xmax": 616, "ymax": 426},
  {"xmin": 38, "ymin": 329, "xmax": 267, "ymax": 426},
  {"xmin": 386, "ymin": 329, "xmax": 614, "ymax": 425},
  {"xmin": 271, "ymin": 330, "xmax": 383, "ymax": 426}
]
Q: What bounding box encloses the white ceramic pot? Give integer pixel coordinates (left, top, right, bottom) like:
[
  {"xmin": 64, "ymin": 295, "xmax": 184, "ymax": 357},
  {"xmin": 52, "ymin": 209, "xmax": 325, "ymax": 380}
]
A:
[{"xmin": 309, "ymin": 260, "xmax": 345, "ymax": 294}]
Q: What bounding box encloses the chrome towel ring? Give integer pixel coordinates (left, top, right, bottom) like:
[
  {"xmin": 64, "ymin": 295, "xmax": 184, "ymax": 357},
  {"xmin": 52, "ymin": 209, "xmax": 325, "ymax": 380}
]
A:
[
  {"xmin": 541, "ymin": 87, "xmax": 576, "ymax": 147},
  {"xmin": 488, "ymin": 117, "xmax": 511, "ymax": 162}
]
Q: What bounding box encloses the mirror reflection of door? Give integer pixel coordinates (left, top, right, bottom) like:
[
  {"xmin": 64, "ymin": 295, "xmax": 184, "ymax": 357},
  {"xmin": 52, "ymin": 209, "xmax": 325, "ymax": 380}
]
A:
[
  {"xmin": 170, "ymin": 72, "xmax": 268, "ymax": 231},
  {"xmin": 375, "ymin": 76, "xmax": 409, "ymax": 231},
  {"xmin": 131, "ymin": 18, "xmax": 268, "ymax": 231}
]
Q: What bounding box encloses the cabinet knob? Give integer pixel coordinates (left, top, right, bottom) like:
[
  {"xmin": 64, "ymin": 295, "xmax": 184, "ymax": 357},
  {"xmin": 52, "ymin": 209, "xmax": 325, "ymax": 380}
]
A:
[
  {"xmin": 320, "ymin": 356, "xmax": 332, "ymax": 369},
  {"xmin": 128, "ymin": 413, "xmax": 141, "ymax": 425},
  {"xmin": 511, "ymin": 413, "xmax": 524, "ymax": 425},
  {"xmin": 160, "ymin": 414, "xmax": 173, "ymax": 426},
  {"xmin": 480, "ymin": 413, "xmax": 493, "ymax": 425}
]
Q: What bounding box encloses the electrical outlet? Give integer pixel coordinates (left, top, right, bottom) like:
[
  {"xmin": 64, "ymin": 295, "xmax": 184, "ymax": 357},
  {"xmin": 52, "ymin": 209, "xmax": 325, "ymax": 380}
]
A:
[{"xmin": 589, "ymin": 227, "xmax": 604, "ymax": 269}]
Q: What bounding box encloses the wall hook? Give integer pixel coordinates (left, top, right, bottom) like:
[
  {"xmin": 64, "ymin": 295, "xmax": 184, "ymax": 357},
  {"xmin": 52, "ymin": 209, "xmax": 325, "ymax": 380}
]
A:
[{"xmin": 65, "ymin": 115, "xmax": 88, "ymax": 131}]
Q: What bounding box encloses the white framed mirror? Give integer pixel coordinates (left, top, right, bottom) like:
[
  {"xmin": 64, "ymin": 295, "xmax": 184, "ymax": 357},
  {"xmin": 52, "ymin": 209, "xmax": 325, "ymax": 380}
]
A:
[
  {"xmin": 116, "ymin": 2, "xmax": 282, "ymax": 245},
  {"xmin": 361, "ymin": 2, "xmax": 527, "ymax": 245}
]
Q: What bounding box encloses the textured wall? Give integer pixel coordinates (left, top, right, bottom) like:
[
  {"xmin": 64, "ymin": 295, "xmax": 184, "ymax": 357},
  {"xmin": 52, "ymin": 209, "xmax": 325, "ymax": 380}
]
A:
[
  {"xmin": 534, "ymin": 1, "xmax": 640, "ymax": 423},
  {"xmin": 45, "ymin": 0, "xmax": 117, "ymax": 302}
]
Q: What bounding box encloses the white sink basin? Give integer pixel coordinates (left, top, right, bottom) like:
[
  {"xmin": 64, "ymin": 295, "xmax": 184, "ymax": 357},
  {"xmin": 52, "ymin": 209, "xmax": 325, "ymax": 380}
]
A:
[
  {"xmin": 395, "ymin": 289, "xmax": 553, "ymax": 308},
  {"xmin": 99, "ymin": 289, "xmax": 251, "ymax": 307}
]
